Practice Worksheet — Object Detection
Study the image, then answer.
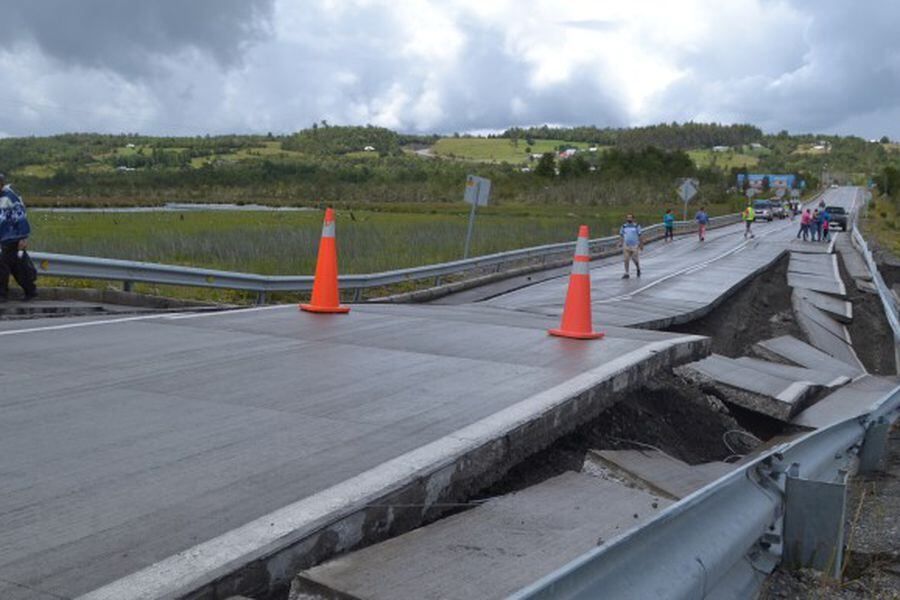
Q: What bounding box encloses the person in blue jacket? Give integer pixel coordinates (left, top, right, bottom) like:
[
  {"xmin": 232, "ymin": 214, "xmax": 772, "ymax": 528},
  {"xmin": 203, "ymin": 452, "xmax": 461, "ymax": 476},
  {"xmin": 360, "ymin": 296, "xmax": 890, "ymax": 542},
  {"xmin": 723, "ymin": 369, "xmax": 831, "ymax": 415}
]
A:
[
  {"xmin": 663, "ymin": 208, "xmax": 676, "ymax": 243},
  {"xmin": 0, "ymin": 174, "xmax": 37, "ymax": 301},
  {"xmin": 694, "ymin": 206, "xmax": 710, "ymax": 241}
]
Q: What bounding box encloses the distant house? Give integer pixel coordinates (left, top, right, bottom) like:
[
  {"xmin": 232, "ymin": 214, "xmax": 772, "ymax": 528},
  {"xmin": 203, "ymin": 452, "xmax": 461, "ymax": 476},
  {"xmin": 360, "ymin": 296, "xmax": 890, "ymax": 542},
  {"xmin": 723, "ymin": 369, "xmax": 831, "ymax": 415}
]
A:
[
  {"xmin": 125, "ymin": 143, "xmax": 136, "ymax": 149},
  {"xmin": 749, "ymin": 143, "xmax": 764, "ymax": 150},
  {"xmin": 363, "ymin": 145, "xmax": 375, "ymax": 152},
  {"xmin": 588, "ymin": 147, "xmax": 598, "ymax": 152},
  {"xmin": 558, "ymin": 148, "xmax": 577, "ymax": 158},
  {"xmin": 712, "ymin": 145, "xmax": 730, "ymax": 152},
  {"xmin": 520, "ymin": 167, "xmax": 531, "ymax": 173},
  {"xmin": 116, "ymin": 166, "xmax": 136, "ymax": 172}
]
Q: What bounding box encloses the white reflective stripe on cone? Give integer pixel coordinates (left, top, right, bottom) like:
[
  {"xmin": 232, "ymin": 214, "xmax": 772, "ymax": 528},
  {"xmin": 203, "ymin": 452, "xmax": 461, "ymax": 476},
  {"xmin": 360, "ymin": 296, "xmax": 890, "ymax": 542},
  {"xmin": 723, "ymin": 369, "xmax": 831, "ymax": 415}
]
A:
[
  {"xmin": 322, "ymin": 221, "xmax": 336, "ymax": 238},
  {"xmin": 571, "ymin": 260, "xmax": 590, "ymax": 275},
  {"xmin": 575, "ymin": 236, "xmax": 589, "ymax": 257}
]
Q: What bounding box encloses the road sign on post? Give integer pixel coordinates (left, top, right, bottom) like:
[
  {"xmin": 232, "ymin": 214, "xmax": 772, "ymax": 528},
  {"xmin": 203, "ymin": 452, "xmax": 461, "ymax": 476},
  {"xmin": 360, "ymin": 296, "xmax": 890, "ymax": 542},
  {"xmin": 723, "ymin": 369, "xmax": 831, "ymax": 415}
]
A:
[
  {"xmin": 677, "ymin": 178, "xmax": 698, "ymax": 221},
  {"xmin": 463, "ymin": 175, "xmax": 491, "ymax": 259}
]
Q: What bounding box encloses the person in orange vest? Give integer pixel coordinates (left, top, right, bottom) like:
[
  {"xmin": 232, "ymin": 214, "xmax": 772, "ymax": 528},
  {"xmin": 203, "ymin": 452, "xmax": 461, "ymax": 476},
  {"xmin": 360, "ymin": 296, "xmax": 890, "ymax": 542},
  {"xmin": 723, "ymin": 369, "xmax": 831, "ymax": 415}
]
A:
[{"xmin": 742, "ymin": 203, "xmax": 756, "ymax": 239}]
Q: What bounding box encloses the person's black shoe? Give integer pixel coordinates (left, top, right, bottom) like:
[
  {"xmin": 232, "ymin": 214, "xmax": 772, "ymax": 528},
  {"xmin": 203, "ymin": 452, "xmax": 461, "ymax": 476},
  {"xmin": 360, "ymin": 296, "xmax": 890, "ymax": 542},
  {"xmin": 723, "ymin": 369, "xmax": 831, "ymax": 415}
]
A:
[
  {"xmin": 23, "ymin": 290, "xmax": 37, "ymax": 301},
  {"xmin": 621, "ymin": 273, "xmax": 630, "ymax": 279},
  {"xmin": 636, "ymin": 267, "xmax": 641, "ymax": 277}
]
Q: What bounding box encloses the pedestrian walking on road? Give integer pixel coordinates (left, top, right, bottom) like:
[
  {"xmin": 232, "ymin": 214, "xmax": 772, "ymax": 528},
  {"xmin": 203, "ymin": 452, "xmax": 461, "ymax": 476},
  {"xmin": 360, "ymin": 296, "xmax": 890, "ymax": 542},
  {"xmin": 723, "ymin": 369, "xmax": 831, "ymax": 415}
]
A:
[
  {"xmin": 741, "ymin": 203, "xmax": 756, "ymax": 239},
  {"xmin": 663, "ymin": 209, "xmax": 676, "ymax": 243},
  {"xmin": 694, "ymin": 206, "xmax": 709, "ymax": 241},
  {"xmin": 822, "ymin": 208, "xmax": 831, "ymax": 242},
  {"xmin": 619, "ymin": 214, "xmax": 643, "ymax": 279},
  {"xmin": 798, "ymin": 209, "xmax": 811, "ymax": 241},
  {"xmin": 0, "ymin": 174, "xmax": 37, "ymax": 302}
]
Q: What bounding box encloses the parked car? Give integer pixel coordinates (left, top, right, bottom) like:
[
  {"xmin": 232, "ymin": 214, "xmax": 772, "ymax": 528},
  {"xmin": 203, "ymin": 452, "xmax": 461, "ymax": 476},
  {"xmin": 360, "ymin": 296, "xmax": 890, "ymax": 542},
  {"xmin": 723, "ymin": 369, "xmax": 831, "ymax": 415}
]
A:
[
  {"xmin": 825, "ymin": 205, "xmax": 848, "ymax": 231},
  {"xmin": 752, "ymin": 199, "xmax": 773, "ymax": 221}
]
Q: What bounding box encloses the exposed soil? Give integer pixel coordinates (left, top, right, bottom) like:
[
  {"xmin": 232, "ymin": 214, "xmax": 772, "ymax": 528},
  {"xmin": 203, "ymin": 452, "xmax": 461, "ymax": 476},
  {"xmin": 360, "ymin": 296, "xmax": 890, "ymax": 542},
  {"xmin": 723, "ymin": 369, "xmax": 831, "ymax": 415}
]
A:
[
  {"xmin": 478, "ymin": 371, "xmax": 759, "ymax": 498},
  {"xmin": 836, "ymin": 251, "xmax": 897, "ymax": 375},
  {"xmin": 668, "ymin": 254, "xmax": 804, "ymax": 357}
]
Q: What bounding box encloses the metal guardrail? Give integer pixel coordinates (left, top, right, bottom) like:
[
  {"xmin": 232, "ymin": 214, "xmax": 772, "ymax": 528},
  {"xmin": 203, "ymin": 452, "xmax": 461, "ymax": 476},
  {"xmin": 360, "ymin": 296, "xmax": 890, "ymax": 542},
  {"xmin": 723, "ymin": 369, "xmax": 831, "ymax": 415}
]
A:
[
  {"xmin": 30, "ymin": 213, "xmax": 743, "ymax": 303},
  {"xmin": 852, "ymin": 225, "xmax": 900, "ymax": 371},
  {"xmin": 510, "ymin": 384, "xmax": 900, "ymax": 600}
]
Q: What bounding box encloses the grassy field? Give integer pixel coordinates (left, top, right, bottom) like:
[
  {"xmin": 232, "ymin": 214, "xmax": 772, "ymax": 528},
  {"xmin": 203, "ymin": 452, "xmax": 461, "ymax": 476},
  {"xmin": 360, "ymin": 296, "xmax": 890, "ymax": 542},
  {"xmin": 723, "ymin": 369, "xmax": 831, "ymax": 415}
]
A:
[
  {"xmin": 688, "ymin": 149, "xmax": 759, "ymax": 170},
  {"xmin": 863, "ymin": 196, "xmax": 900, "ymax": 255},
  {"xmin": 431, "ymin": 138, "xmax": 594, "ymax": 163},
  {"xmin": 29, "ymin": 201, "xmax": 742, "ymax": 273}
]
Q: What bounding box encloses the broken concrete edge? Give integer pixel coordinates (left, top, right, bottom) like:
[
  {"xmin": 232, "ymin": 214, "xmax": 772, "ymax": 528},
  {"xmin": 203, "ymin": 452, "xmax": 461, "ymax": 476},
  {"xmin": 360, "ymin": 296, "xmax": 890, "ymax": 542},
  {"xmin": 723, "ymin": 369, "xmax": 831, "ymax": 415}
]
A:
[
  {"xmin": 586, "ymin": 450, "xmax": 681, "ymax": 501},
  {"xmin": 75, "ymin": 334, "xmax": 710, "ymax": 600},
  {"xmin": 673, "ymin": 365, "xmax": 802, "ymax": 422},
  {"xmin": 625, "ymin": 248, "xmax": 790, "ymax": 331}
]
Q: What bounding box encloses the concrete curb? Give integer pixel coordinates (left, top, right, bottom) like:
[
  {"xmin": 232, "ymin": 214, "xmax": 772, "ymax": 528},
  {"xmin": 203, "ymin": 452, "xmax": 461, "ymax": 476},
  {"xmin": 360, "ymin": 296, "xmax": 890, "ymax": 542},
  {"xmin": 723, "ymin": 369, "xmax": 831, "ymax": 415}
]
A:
[{"xmin": 77, "ymin": 334, "xmax": 710, "ymax": 600}]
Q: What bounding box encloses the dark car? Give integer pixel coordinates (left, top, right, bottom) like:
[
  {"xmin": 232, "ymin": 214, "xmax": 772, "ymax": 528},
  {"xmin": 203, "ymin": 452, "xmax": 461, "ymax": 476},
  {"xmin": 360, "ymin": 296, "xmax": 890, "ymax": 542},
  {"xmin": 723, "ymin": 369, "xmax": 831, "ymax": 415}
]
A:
[{"xmin": 825, "ymin": 206, "xmax": 848, "ymax": 231}]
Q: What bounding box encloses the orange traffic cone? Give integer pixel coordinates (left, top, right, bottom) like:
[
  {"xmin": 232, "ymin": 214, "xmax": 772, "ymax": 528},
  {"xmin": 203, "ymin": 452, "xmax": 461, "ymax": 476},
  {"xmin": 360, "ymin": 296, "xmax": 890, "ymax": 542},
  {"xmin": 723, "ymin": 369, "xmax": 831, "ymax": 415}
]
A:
[
  {"xmin": 548, "ymin": 225, "xmax": 603, "ymax": 339},
  {"xmin": 300, "ymin": 208, "xmax": 350, "ymax": 314}
]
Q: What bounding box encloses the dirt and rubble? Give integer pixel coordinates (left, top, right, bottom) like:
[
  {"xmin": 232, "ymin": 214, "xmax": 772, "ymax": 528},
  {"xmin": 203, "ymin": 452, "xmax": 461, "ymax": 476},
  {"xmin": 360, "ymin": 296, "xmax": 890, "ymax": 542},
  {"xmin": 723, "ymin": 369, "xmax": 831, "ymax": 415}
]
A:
[
  {"xmin": 836, "ymin": 244, "xmax": 897, "ymax": 375},
  {"xmin": 669, "ymin": 255, "xmax": 803, "ymax": 357},
  {"xmin": 478, "ymin": 371, "xmax": 760, "ymax": 498}
]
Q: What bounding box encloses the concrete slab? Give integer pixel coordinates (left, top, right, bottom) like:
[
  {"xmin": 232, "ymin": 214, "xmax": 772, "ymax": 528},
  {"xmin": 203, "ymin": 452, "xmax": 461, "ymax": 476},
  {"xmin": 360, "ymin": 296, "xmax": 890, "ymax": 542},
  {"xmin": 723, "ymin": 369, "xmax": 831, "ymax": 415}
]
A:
[
  {"xmin": 793, "ymin": 287, "xmax": 852, "ymax": 323},
  {"xmin": 290, "ymin": 472, "xmax": 672, "ymax": 600},
  {"xmin": 836, "ymin": 233, "xmax": 872, "ymax": 282},
  {"xmin": 792, "ymin": 294, "xmax": 863, "ymax": 370},
  {"xmin": 678, "ymin": 354, "xmax": 816, "ymax": 421},
  {"xmin": 787, "ymin": 272, "xmax": 846, "ymax": 296},
  {"xmin": 789, "ymin": 253, "xmax": 839, "ymax": 278},
  {"xmin": 0, "ymin": 304, "xmax": 707, "ymax": 600},
  {"xmin": 586, "ymin": 449, "xmax": 734, "ymax": 500},
  {"xmin": 793, "ymin": 376, "xmax": 900, "ymax": 429},
  {"xmin": 733, "ymin": 356, "xmax": 850, "ymax": 388},
  {"xmin": 787, "ymin": 235, "xmax": 837, "ymax": 254},
  {"xmin": 753, "ymin": 335, "xmax": 863, "ymax": 379}
]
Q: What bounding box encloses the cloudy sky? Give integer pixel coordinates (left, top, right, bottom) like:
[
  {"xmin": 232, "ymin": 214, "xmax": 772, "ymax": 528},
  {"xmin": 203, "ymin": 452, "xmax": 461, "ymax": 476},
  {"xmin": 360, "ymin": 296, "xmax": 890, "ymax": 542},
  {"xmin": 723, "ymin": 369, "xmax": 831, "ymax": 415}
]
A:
[{"xmin": 1, "ymin": 0, "xmax": 898, "ymax": 138}]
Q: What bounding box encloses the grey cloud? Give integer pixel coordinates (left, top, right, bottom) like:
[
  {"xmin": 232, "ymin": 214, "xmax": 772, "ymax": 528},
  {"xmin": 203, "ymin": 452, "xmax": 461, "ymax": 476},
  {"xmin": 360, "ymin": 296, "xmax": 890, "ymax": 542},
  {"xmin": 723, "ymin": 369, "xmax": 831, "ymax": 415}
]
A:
[
  {"xmin": 1, "ymin": 1, "xmax": 899, "ymax": 138},
  {"xmin": 1, "ymin": 0, "xmax": 275, "ymax": 76}
]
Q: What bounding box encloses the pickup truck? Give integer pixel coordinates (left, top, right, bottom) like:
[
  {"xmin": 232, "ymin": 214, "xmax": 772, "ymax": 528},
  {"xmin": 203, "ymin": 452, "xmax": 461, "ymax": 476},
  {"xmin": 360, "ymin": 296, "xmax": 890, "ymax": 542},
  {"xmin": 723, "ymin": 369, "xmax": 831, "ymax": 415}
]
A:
[{"xmin": 825, "ymin": 206, "xmax": 848, "ymax": 231}]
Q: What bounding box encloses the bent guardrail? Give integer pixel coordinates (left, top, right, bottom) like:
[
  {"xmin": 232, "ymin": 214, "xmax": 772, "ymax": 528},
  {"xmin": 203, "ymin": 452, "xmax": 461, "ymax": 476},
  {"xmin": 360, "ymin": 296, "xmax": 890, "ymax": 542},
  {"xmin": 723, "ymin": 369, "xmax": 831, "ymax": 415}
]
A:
[
  {"xmin": 510, "ymin": 384, "xmax": 900, "ymax": 600},
  {"xmin": 30, "ymin": 213, "xmax": 743, "ymax": 303}
]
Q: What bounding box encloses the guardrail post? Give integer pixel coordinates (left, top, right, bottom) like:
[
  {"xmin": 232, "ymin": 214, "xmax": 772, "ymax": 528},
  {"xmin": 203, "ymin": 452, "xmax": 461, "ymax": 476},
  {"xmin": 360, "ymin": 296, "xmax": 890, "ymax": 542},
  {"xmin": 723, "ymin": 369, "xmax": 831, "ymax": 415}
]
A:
[
  {"xmin": 352, "ymin": 288, "xmax": 362, "ymax": 303},
  {"xmin": 255, "ymin": 290, "xmax": 266, "ymax": 305},
  {"xmin": 122, "ymin": 280, "xmax": 133, "ymax": 293},
  {"xmin": 782, "ymin": 462, "xmax": 847, "ymax": 578},
  {"xmin": 434, "ymin": 275, "xmax": 443, "ymax": 287},
  {"xmin": 859, "ymin": 417, "xmax": 890, "ymax": 473}
]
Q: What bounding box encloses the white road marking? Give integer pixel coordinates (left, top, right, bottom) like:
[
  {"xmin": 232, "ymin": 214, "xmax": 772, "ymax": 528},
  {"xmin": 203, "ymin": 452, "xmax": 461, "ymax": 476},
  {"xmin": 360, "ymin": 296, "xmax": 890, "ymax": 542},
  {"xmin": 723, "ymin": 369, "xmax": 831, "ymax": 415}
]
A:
[{"xmin": 0, "ymin": 304, "xmax": 295, "ymax": 336}]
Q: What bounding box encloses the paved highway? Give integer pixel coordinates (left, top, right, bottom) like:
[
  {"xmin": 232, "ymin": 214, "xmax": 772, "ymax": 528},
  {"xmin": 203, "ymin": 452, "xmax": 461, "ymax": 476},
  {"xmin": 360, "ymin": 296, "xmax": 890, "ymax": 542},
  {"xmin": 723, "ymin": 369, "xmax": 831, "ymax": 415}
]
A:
[{"xmin": 0, "ymin": 188, "xmax": 860, "ymax": 599}]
